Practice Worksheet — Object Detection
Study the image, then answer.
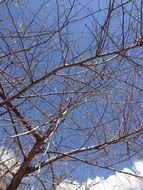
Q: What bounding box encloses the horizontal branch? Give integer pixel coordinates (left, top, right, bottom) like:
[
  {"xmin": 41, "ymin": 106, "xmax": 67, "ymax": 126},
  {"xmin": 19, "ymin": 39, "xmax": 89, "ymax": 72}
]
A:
[
  {"xmin": 0, "ymin": 41, "xmax": 142, "ymax": 107},
  {"xmin": 25, "ymin": 124, "xmax": 143, "ymax": 175}
]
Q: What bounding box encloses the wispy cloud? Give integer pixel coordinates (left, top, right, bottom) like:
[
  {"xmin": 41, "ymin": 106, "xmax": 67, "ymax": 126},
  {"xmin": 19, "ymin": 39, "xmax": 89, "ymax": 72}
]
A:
[
  {"xmin": 1, "ymin": 147, "xmax": 143, "ymax": 190},
  {"xmin": 56, "ymin": 160, "xmax": 143, "ymax": 190},
  {"xmin": 0, "ymin": 146, "xmax": 19, "ymax": 177}
]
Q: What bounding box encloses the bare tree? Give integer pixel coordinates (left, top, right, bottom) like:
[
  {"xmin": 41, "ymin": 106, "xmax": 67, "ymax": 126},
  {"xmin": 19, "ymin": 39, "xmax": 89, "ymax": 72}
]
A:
[{"xmin": 0, "ymin": 0, "xmax": 143, "ymax": 189}]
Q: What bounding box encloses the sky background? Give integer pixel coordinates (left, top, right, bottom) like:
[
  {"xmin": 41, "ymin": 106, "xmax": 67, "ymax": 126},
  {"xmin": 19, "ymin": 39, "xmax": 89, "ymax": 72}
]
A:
[{"xmin": 1, "ymin": 0, "xmax": 143, "ymax": 189}]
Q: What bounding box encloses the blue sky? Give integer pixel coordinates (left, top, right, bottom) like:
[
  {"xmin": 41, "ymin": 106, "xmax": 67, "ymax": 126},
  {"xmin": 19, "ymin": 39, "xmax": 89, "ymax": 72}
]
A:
[{"xmin": 1, "ymin": 0, "xmax": 143, "ymax": 189}]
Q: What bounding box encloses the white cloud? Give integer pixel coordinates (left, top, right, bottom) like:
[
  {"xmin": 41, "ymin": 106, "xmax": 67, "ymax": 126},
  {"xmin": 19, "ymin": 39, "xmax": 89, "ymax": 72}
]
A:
[
  {"xmin": 0, "ymin": 147, "xmax": 143, "ymax": 190},
  {"xmin": 0, "ymin": 147, "xmax": 19, "ymax": 189},
  {"xmin": 0, "ymin": 146, "xmax": 19, "ymax": 177},
  {"xmin": 56, "ymin": 160, "xmax": 143, "ymax": 190}
]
